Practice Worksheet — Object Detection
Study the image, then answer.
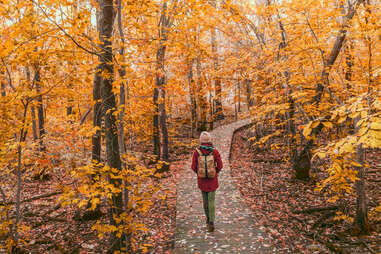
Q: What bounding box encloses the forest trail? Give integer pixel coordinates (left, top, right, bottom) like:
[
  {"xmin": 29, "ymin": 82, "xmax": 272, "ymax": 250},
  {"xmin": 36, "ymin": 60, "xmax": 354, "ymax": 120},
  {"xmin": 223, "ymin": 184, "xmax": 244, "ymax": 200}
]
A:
[{"xmin": 174, "ymin": 119, "xmax": 274, "ymax": 253}]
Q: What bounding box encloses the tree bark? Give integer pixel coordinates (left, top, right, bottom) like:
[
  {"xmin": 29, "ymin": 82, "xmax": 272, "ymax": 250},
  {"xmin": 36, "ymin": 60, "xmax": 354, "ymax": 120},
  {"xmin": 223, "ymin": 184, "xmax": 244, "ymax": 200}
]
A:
[
  {"xmin": 188, "ymin": 59, "xmax": 196, "ymax": 137},
  {"xmin": 344, "ymin": 41, "xmax": 354, "ymax": 92},
  {"xmin": 245, "ymin": 79, "xmax": 253, "ymax": 110},
  {"xmin": 34, "ymin": 68, "xmax": 46, "ymax": 151},
  {"xmin": 92, "ymin": 65, "xmax": 102, "ymax": 163},
  {"xmin": 154, "ymin": 1, "xmax": 173, "ymax": 162},
  {"xmin": 116, "ymin": 0, "xmax": 132, "ymax": 250},
  {"xmin": 26, "ymin": 67, "xmax": 38, "ymax": 141},
  {"xmin": 196, "ymin": 52, "xmax": 208, "ymax": 132},
  {"xmin": 97, "ymin": 1, "xmax": 124, "ymax": 252},
  {"xmin": 237, "ymin": 79, "xmax": 241, "ymax": 113},
  {"xmin": 31, "ymin": 106, "xmax": 38, "ymax": 141},
  {"xmin": 14, "ymin": 100, "xmax": 30, "ymax": 248},
  {"xmin": 1, "ymin": 81, "xmax": 5, "ymax": 97},
  {"xmin": 153, "ymin": 87, "xmax": 160, "ymax": 158},
  {"xmin": 210, "ymin": 0, "xmax": 224, "ymax": 123},
  {"xmin": 353, "ymin": 143, "xmax": 370, "ymax": 233},
  {"xmin": 117, "ymin": 0, "xmax": 126, "ymax": 165}
]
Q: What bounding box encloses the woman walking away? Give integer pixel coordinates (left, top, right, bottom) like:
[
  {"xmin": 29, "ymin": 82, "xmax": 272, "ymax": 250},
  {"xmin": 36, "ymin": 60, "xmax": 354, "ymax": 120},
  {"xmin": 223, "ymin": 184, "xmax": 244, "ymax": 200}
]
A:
[{"xmin": 191, "ymin": 131, "xmax": 223, "ymax": 232}]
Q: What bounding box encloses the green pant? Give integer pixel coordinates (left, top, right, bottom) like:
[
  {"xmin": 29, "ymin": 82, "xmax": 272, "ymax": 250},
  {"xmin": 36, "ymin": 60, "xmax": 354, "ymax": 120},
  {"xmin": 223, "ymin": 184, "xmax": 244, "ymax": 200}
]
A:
[{"xmin": 201, "ymin": 191, "xmax": 215, "ymax": 223}]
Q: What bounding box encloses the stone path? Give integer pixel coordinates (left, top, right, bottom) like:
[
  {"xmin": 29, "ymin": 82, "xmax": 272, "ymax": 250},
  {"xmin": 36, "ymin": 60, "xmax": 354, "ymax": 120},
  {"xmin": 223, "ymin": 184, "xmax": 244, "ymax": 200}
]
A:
[{"xmin": 174, "ymin": 119, "xmax": 274, "ymax": 253}]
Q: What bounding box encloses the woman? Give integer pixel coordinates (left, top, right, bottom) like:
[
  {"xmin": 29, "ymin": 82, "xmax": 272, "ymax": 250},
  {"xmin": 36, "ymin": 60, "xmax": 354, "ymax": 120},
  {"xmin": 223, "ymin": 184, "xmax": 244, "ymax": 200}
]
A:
[{"xmin": 191, "ymin": 131, "xmax": 223, "ymax": 232}]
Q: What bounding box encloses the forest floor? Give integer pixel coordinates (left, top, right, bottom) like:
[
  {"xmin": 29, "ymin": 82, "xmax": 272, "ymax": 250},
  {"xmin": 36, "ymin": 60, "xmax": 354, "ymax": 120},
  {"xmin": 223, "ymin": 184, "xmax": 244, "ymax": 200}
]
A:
[
  {"xmin": 230, "ymin": 126, "xmax": 381, "ymax": 254},
  {"xmin": 8, "ymin": 146, "xmax": 184, "ymax": 254},
  {"xmin": 6, "ymin": 118, "xmax": 380, "ymax": 253}
]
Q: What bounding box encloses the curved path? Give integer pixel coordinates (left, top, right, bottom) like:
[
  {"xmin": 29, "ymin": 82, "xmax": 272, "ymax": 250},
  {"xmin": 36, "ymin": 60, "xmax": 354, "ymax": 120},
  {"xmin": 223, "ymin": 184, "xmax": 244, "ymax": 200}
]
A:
[{"xmin": 174, "ymin": 119, "xmax": 274, "ymax": 253}]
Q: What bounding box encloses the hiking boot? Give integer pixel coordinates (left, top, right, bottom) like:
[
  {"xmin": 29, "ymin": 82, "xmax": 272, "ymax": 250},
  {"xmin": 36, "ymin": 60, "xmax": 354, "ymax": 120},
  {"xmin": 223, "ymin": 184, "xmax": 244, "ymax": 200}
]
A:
[{"xmin": 208, "ymin": 222, "xmax": 214, "ymax": 232}]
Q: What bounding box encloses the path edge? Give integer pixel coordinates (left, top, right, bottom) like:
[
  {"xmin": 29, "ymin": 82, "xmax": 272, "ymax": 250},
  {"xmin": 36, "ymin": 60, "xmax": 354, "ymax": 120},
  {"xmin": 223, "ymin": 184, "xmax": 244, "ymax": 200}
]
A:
[{"xmin": 228, "ymin": 120, "xmax": 254, "ymax": 161}]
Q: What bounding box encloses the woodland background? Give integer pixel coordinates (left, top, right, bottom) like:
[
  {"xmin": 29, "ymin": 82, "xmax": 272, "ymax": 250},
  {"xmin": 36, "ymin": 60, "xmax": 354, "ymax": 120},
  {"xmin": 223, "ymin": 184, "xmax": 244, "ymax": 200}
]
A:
[{"xmin": 0, "ymin": 0, "xmax": 380, "ymax": 253}]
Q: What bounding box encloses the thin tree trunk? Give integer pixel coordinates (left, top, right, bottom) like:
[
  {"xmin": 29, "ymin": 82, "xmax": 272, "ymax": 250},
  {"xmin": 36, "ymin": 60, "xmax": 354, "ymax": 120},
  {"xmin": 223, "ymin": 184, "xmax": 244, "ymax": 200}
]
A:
[
  {"xmin": 66, "ymin": 85, "xmax": 73, "ymax": 117},
  {"xmin": 97, "ymin": 1, "xmax": 124, "ymax": 252},
  {"xmin": 245, "ymin": 79, "xmax": 253, "ymax": 110},
  {"xmin": 209, "ymin": 91, "xmax": 214, "ymax": 130},
  {"xmin": 31, "ymin": 106, "xmax": 38, "ymax": 141},
  {"xmin": 353, "ymin": 0, "xmax": 372, "ymax": 234},
  {"xmin": 153, "ymin": 87, "xmax": 160, "ymax": 158},
  {"xmin": 116, "ymin": 0, "xmax": 131, "ymax": 250},
  {"xmin": 26, "ymin": 67, "xmax": 38, "ymax": 141},
  {"xmin": 34, "ymin": 68, "xmax": 45, "ymax": 151},
  {"xmin": 14, "ymin": 101, "xmax": 29, "ymax": 248},
  {"xmin": 159, "ymin": 87, "xmax": 169, "ymax": 161},
  {"xmin": 353, "ymin": 142, "xmax": 369, "ymax": 233},
  {"xmin": 210, "ymin": 3, "xmax": 224, "ymax": 123},
  {"xmin": 92, "ymin": 66, "xmax": 102, "ymax": 163},
  {"xmin": 117, "ymin": 0, "xmax": 126, "ymax": 166},
  {"xmin": 196, "ymin": 53, "xmax": 207, "ymax": 132},
  {"xmin": 237, "ymin": 79, "xmax": 241, "ymax": 112},
  {"xmin": 188, "ymin": 59, "xmax": 196, "ymax": 137},
  {"xmin": 1, "ymin": 81, "xmax": 5, "ymax": 97},
  {"xmin": 155, "ymin": 2, "xmax": 172, "ymax": 162},
  {"xmin": 344, "ymin": 41, "xmax": 354, "ymax": 92}
]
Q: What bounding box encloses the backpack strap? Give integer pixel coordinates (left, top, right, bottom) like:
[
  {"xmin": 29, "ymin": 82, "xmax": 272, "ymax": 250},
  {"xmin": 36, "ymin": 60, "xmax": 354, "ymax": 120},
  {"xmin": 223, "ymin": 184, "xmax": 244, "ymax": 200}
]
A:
[{"xmin": 195, "ymin": 148, "xmax": 202, "ymax": 156}]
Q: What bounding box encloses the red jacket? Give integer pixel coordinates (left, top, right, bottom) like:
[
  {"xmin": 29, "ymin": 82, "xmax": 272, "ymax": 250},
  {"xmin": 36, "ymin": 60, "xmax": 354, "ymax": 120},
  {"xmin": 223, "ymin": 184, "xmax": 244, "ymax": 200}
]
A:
[{"xmin": 191, "ymin": 143, "xmax": 223, "ymax": 192}]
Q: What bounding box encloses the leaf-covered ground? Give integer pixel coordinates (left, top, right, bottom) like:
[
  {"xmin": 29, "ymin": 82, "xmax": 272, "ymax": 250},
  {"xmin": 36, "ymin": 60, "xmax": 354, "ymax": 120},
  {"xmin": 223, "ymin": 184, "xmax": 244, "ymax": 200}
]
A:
[
  {"xmin": 230, "ymin": 127, "xmax": 381, "ymax": 253},
  {"xmin": 3, "ymin": 151, "xmax": 185, "ymax": 253}
]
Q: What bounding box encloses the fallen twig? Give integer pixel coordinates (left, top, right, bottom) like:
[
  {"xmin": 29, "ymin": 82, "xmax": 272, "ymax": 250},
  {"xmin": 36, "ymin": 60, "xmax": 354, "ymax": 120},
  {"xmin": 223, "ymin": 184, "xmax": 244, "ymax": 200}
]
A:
[
  {"xmin": 361, "ymin": 240, "xmax": 377, "ymax": 254},
  {"xmin": 306, "ymin": 233, "xmax": 345, "ymax": 254},
  {"xmin": 0, "ymin": 191, "xmax": 62, "ymax": 206},
  {"xmin": 312, "ymin": 211, "xmax": 337, "ymax": 229}
]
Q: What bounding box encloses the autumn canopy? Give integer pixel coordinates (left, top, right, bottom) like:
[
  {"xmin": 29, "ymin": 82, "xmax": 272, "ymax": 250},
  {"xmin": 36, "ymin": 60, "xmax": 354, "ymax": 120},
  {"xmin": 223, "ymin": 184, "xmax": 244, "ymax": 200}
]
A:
[{"xmin": 0, "ymin": 0, "xmax": 380, "ymax": 253}]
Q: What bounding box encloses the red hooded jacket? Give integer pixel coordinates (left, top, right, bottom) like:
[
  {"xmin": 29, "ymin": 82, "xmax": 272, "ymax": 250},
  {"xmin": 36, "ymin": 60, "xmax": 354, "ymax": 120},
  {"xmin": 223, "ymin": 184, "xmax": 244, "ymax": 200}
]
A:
[{"xmin": 191, "ymin": 143, "xmax": 223, "ymax": 192}]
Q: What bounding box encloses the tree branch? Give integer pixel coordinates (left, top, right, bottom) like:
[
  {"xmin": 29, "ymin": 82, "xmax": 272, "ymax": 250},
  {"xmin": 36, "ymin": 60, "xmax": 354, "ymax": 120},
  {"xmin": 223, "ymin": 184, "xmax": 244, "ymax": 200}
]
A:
[{"xmin": 32, "ymin": 0, "xmax": 100, "ymax": 56}]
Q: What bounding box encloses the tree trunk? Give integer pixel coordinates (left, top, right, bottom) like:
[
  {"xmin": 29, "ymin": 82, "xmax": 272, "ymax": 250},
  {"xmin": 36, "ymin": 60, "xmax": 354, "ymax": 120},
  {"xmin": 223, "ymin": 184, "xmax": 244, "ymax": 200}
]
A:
[
  {"xmin": 34, "ymin": 68, "xmax": 45, "ymax": 151},
  {"xmin": 155, "ymin": 2, "xmax": 171, "ymax": 162},
  {"xmin": 237, "ymin": 79, "xmax": 241, "ymax": 113},
  {"xmin": 245, "ymin": 79, "xmax": 253, "ymax": 110},
  {"xmin": 117, "ymin": 0, "xmax": 126, "ymax": 165},
  {"xmin": 159, "ymin": 87, "xmax": 169, "ymax": 161},
  {"xmin": 66, "ymin": 84, "xmax": 73, "ymax": 118},
  {"xmin": 26, "ymin": 67, "xmax": 38, "ymax": 141},
  {"xmin": 14, "ymin": 100, "xmax": 30, "ymax": 250},
  {"xmin": 116, "ymin": 0, "xmax": 132, "ymax": 250},
  {"xmin": 1, "ymin": 81, "xmax": 5, "ymax": 97},
  {"xmin": 188, "ymin": 59, "xmax": 196, "ymax": 137},
  {"xmin": 196, "ymin": 53, "xmax": 207, "ymax": 132},
  {"xmin": 209, "ymin": 91, "xmax": 214, "ymax": 130},
  {"xmin": 353, "ymin": 143, "xmax": 370, "ymax": 233},
  {"xmin": 156, "ymin": 45, "xmax": 168, "ymax": 161},
  {"xmin": 97, "ymin": 1, "xmax": 124, "ymax": 252},
  {"xmin": 344, "ymin": 41, "xmax": 354, "ymax": 92},
  {"xmin": 31, "ymin": 106, "xmax": 38, "ymax": 141},
  {"xmin": 92, "ymin": 66, "xmax": 102, "ymax": 163},
  {"xmin": 210, "ymin": 0, "xmax": 224, "ymax": 123},
  {"xmin": 153, "ymin": 87, "xmax": 160, "ymax": 158}
]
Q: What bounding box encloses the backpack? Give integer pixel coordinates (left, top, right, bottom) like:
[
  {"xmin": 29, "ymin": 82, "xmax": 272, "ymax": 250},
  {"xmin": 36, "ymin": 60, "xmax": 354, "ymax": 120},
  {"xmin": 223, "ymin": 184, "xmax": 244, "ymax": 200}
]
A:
[{"xmin": 195, "ymin": 147, "xmax": 216, "ymax": 178}]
